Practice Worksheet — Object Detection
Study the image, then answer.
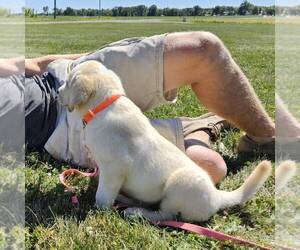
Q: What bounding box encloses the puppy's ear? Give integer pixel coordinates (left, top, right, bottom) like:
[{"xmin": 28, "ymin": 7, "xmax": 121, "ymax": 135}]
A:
[{"xmin": 68, "ymin": 74, "xmax": 95, "ymax": 111}]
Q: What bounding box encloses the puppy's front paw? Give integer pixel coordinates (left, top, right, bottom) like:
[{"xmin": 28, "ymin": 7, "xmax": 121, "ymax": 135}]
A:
[{"xmin": 95, "ymin": 197, "xmax": 114, "ymax": 209}]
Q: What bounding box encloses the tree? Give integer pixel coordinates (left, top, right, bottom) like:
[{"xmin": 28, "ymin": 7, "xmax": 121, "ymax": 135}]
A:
[
  {"xmin": 43, "ymin": 6, "xmax": 49, "ymax": 16},
  {"xmin": 23, "ymin": 7, "xmax": 35, "ymax": 17},
  {"xmin": 265, "ymin": 6, "xmax": 275, "ymax": 16},
  {"xmin": 148, "ymin": 5, "xmax": 158, "ymax": 16},
  {"xmin": 213, "ymin": 6, "xmax": 221, "ymax": 15},
  {"xmin": 112, "ymin": 7, "xmax": 119, "ymax": 16},
  {"xmin": 252, "ymin": 6, "xmax": 259, "ymax": 15},
  {"xmin": 226, "ymin": 6, "xmax": 237, "ymax": 15},
  {"xmin": 121, "ymin": 7, "xmax": 132, "ymax": 16},
  {"xmin": 182, "ymin": 8, "xmax": 193, "ymax": 16},
  {"xmin": 135, "ymin": 5, "xmax": 147, "ymax": 16},
  {"xmin": 193, "ymin": 5, "xmax": 202, "ymax": 16},
  {"xmin": 55, "ymin": 8, "xmax": 63, "ymax": 16},
  {"xmin": 118, "ymin": 6, "xmax": 123, "ymax": 16},
  {"xmin": 34, "ymin": 3, "xmax": 272, "ymax": 17},
  {"xmin": 0, "ymin": 8, "xmax": 9, "ymax": 17},
  {"xmin": 63, "ymin": 7, "xmax": 75, "ymax": 16},
  {"xmin": 238, "ymin": 1, "xmax": 254, "ymax": 15}
]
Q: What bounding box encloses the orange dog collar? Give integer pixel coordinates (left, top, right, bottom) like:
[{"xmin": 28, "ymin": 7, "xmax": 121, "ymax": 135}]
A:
[{"xmin": 82, "ymin": 94, "xmax": 124, "ymax": 126}]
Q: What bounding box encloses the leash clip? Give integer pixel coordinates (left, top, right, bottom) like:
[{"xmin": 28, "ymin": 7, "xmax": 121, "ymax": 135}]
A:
[{"xmin": 82, "ymin": 119, "xmax": 87, "ymax": 128}]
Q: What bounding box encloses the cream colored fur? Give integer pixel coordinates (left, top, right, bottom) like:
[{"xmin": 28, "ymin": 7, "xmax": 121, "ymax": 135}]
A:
[
  {"xmin": 275, "ymin": 160, "xmax": 297, "ymax": 192},
  {"xmin": 58, "ymin": 60, "xmax": 272, "ymax": 222}
]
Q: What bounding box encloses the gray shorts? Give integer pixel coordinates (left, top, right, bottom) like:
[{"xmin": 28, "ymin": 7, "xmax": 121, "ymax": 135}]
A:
[{"xmin": 71, "ymin": 34, "xmax": 178, "ymax": 112}]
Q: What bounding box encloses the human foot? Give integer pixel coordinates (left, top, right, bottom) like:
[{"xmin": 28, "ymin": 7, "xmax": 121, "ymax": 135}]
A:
[{"xmin": 237, "ymin": 135, "xmax": 275, "ymax": 157}]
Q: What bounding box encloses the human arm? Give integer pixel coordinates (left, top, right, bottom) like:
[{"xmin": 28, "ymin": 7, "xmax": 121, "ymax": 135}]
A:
[
  {"xmin": 0, "ymin": 57, "xmax": 24, "ymax": 77},
  {"xmin": 25, "ymin": 53, "xmax": 88, "ymax": 77}
]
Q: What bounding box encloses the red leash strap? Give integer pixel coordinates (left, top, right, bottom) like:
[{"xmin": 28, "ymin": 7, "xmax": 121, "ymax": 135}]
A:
[
  {"xmin": 275, "ymin": 245, "xmax": 299, "ymax": 250},
  {"xmin": 154, "ymin": 221, "xmax": 272, "ymax": 250},
  {"xmin": 59, "ymin": 167, "xmax": 99, "ymax": 204}
]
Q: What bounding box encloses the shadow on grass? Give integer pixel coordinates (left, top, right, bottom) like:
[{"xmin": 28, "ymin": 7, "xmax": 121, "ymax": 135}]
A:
[
  {"xmin": 25, "ymin": 149, "xmax": 98, "ymax": 228},
  {"xmin": 221, "ymin": 151, "xmax": 274, "ymax": 176}
]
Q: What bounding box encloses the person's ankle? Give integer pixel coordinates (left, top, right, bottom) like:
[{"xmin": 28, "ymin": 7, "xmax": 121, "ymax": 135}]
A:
[{"xmin": 186, "ymin": 130, "xmax": 211, "ymax": 146}]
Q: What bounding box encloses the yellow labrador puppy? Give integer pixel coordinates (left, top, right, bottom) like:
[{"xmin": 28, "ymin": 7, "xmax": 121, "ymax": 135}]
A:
[{"xmin": 58, "ymin": 60, "xmax": 272, "ymax": 222}]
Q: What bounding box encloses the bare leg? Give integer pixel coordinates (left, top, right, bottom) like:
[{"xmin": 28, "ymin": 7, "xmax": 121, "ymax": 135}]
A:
[
  {"xmin": 185, "ymin": 130, "xmax": 227, "ymax": 184},
  {"xmin": 164, "ymin": 32, "xmax": 275, "ymax": 139}
]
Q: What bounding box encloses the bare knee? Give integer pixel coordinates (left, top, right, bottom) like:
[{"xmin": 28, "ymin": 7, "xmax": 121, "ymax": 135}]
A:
[
  {"xmin": 192, "ymin": 31, "xmax": 224, "ymax": 49},
  {"xmin": 186, "ymin": 145, "xmax": 227, "ymax": 184},
  {"xmin": 190, "ymin": 31, "xmax": 230, "ymax": 66}
]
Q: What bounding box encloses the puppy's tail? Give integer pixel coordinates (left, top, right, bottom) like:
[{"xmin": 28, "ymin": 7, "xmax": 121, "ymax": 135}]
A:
[
  {"xmin": 275, "ymin": 160, "xmax": 296, "ymax": 192},
  {"xmin": 218, "ymin": 161, "xmax": 272, "ymax": 209}
]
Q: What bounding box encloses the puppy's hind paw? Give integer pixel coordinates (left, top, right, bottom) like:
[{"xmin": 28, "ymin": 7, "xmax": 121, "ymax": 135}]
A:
[
  {"xmin": 123, "ymin": 207, "xmax": 145, "ymax": 219},
  {"xmin": 123, "ymin": 207, "xmax": 174, "ymax": 221}
]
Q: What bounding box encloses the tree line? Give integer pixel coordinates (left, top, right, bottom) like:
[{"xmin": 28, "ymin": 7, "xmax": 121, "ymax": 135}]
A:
[{"xmin": 20, "ymin": 1, "xmax": 300, "ymax": 18}]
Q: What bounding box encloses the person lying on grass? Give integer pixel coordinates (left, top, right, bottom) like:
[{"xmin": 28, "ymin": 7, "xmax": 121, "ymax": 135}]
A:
[{"xmin": 1, "ymin": 31, "xmax": 277, "ymax": 185}]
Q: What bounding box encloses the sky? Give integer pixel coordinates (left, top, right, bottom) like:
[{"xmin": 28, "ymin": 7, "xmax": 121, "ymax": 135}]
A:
[{"xmin": 1, "ymin": 0, "xmax": 299, "ymax": 13}]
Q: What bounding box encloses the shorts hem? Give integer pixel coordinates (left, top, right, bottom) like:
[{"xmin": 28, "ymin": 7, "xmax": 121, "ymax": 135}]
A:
[{"xmin": 156, "ymin": 33, "xmax": 178, "ymax": 105}]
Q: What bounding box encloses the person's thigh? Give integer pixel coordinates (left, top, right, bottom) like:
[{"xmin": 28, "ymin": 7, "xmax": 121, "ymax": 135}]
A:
[{"xmin": 163, "ymin": 31, "xmax": 226, "ymax": 92}]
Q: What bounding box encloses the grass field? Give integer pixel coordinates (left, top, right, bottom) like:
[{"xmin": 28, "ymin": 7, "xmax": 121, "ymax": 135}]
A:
[
  {"xmin": 24, "ymin": 17, "xmax": 276, "ymax": 249},
  {"xmin": 0, "ymin": 17, "xmax": 24, "ymax": 58},
  {"xmin": 275, "ymin": 22, "xmax": 300, "ymax": 249}
]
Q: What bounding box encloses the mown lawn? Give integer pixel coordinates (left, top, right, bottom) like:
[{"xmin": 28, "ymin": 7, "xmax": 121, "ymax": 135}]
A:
[
  {"xmin": 275, "ymin": 23, "xmax": 300, "ymax": 249},
  {"xmin": 25, "ymin": 18, "xmax": 275, "ymax": 249}
]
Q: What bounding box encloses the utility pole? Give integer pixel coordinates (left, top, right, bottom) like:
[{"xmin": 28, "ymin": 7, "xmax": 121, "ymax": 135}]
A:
[
  {"xmin": 54, "ymin": 0, "xmax": 56, "ymax": 19},
  {"xmin": 98, "ymin": 0, "xmax": 101, "ymax": 18}
]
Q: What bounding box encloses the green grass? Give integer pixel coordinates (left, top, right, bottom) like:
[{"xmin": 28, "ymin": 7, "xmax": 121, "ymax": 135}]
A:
[
  {"xmin": 276, "ymin": 23, "xmax": 300, "ymax": 119},
  {"xmin": 275, "ymin": 22, "xmax": 300, "ymax": 249},
  {"xmin": 0, "ymin": 150, "xmax": 25, "ymax": 249},
  {"xmin": 276, "ymin": 162, "xmax": 300, "ymax": 249},
  {"xmin": 25, "ymin": 18, "xmax": 275, "ymax": 249},
  {"xmin": 0, "ymin": 17, "xmax": 24, "ymax": 58}
]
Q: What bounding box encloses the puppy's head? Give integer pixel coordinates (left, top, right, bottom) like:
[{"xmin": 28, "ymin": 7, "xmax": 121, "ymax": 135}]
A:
[{"xmin": 58, "ymin": 60, "xmax": 122, "ymax": 112}]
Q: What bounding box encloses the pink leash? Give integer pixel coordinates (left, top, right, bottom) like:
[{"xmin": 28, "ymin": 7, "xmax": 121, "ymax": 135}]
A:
[
  {"xmin": 59, "ymin": 167, "xmax": 292, "ymax": 250},
  {"xmin": 59, "ymin": 167, "xmax": 99, "ymax": 205},
  {"xmin": 155, "ymin": 221, "xmax": 272, "ymax": 250}
]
